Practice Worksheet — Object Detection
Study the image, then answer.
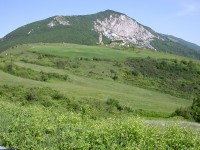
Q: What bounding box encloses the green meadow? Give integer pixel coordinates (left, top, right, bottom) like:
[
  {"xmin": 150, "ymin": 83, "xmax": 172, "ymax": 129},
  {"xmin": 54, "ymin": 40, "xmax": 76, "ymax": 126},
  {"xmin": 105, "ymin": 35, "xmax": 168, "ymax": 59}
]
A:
[
  {"xmin": 0, "ymin": 43, "xmax": 200, "ymax": 149},
  {"xmin": 29, "ymin": 43, "xmax": 186, "ymax": 60}
]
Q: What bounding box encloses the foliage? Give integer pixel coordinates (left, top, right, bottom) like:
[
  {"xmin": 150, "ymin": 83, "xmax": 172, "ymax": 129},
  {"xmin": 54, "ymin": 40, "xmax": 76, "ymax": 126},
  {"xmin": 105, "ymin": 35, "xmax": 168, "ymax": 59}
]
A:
[
  {"xmin": 1, "ymin": 63, "xmax": 69, "ymax": 82},
  {"xmin": 172, "ymin": 97, "xmax": 200, "ymax": 122},
  {"xmin": 0, "ymin": 99, "xmax": 199, "ymax": 150},
  {"xmin": 151, "ymin": 38, "xmax": 200, "ymax": 59},
  {"xmin": 125, "ymin": 57, "xmax": 200, "ymax": 98},
  {"xmin": 191, "ymin": 97, "xmax": 200, "ymax": 122},
  {"xmin": 26, "ymin": 89, "xmax": 37, "ymax": 101}
]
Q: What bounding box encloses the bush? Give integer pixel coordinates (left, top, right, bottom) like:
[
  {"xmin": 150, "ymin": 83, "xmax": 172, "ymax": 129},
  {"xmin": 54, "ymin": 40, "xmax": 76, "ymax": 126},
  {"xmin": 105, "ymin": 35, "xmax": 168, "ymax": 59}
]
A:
[
  {"xmin": 0, "ymin": 102, "xmax": 199, "ymax": 149},
  {"xmin": 110, "ymin": 69, "xmax": 116, "ymax": 74},
  {"xmin": 131, "ymin": 70, "xmax": 139, "ymax": 76},
  {"xmin": 40, "ymin": 74, "xmax": 49, "ymax": 81},
  {"xmin": 26, "ymin": 89, "xmax": 37, "ymax": 101},
  {"xmin": 52, "ymin": 92, "xmax": 65, "ymax": 100},
  {"xmin": 4, "ymin": 63, "xmax": 14, "ymax": 72},
  {"xmin": 56, "ymin": 60, "xmax": 67, "ymax": 68},
  {"xmin": 106, "ymin": 98, "xmax": 119, "ymax": 107},
  {"xmin": 112, "ymin": 74, "xmax": 118, "ymax": 80},
  {"xmin": 106, "ymin": 98, "xmax": 124, "ymax": 112},
  {"xmin": 63, "ymin": 75, "xmax": 69, "ymax": 81},
  {"xmin": 93, "ymin": 57, "xmax": 101, "ymax": 61},
  {"xmin": 172, "ymin": 107, "xmax": 192, "ymax": 120},
  {"xmin": 125, "ymin": 58, "xmax": 200, "ymax": 98},
  {"xmin": 191, "ymin": 97, "xmax": 200, "ymax": 122},
  {"xmin": 172, "ymin": 96, "xmax": 200, "ymax": 122}
]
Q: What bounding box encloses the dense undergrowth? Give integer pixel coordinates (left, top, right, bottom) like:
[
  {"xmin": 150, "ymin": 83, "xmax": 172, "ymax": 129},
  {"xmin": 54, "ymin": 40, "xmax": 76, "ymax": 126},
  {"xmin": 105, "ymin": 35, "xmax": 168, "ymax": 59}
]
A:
[
  {"xmin": 0, "ymin": 63, "xmax": 69, "ymax": 82},
  {"xmin": 124, "ymin": 57, "xmax": 200, "ymax": 98},
  {"xmin": 0, "ymin": 86, "xmax": 199, "ymax": 149},
  {"xmin": 0, "ymin": 85, "xmax": 170, "ymax": 119}
]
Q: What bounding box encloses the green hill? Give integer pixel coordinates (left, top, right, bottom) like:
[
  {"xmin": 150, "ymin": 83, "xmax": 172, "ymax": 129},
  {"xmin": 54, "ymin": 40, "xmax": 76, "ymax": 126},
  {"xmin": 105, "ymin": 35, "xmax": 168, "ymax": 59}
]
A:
[
  {"xmin": 0, "ymin": 10, "xmax": 200, "ymax": 59},
  {"xmin": 0, "ymin": 43, "xmax": 200, "ymax": 149},
  {"xmin": 1, "ymin": 43, "xmax": 199, "ymax": 110}
]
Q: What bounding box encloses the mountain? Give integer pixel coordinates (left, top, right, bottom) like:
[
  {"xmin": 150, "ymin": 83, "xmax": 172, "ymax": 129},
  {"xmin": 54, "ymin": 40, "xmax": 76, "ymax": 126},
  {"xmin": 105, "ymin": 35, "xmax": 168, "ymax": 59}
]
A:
[
  {"xmin": 163, "ymin": 35, "xmax": 200, "ymax": 52},
  {"xmin": 0, "ymin": 10, "xmax": 200, "ymax": 59}
]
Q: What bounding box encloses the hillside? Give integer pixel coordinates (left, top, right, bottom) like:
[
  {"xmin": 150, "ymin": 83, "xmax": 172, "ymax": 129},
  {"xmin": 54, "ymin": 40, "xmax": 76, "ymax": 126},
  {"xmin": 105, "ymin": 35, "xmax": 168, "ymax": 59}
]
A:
[
  {"xmin": 0, "ymin": 10, "xmax": 200, "ymax": 59},
  {"xmin": 164, "ymin": 35, "xmax": 200, "ymax": 52},
  {"xmin": 0, "ymin": 43, "xmax": 200, "ymax": 149},
  {"xmin": 1, "ymin": 43, "xmax": 199, "ymax": 108}
]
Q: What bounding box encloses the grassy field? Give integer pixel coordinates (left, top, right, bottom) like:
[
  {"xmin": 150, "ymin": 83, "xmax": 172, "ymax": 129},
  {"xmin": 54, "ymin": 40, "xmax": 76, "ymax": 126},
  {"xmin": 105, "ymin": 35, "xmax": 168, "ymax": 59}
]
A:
[
  {"xmin": 28, "ymin": 43, "xmax": 188, "ymax": 60},
  {"xmin": 0, "ymin": 62, "xmax": 191, "ymax": 113},
  {"xmin": 1, "ymin": 43, "xmax": 199, "ymax": 111},
  {"xmin": 0, "ymin": 43, "xmax": 199, "ymax": 149}
]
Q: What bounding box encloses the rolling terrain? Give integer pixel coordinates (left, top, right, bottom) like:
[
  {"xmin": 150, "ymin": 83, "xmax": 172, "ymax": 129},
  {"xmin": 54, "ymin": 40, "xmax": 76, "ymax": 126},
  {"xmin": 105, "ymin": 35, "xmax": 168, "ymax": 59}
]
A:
[
  {"xmin": 0, "ymin": 10, "xmax": 200, "ymax": 59},
  {"xmin": 0, "ymin": 43, "xmax": 200, "ymax": 149}
]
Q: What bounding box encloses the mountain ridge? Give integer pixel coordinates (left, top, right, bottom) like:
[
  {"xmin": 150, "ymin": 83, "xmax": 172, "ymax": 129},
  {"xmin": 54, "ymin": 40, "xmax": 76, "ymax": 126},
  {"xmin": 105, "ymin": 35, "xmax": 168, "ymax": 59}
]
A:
[{"xmin": 0, "ymin": 9, "xmax": 200, "ymax": 59}]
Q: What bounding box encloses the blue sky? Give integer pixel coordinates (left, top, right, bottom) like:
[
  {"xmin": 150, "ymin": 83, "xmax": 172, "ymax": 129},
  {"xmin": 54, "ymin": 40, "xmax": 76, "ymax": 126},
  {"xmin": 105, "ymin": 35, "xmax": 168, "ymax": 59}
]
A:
[{"xmin": 1, "ymin": 0, "xmax": 200, "ymax": 45}]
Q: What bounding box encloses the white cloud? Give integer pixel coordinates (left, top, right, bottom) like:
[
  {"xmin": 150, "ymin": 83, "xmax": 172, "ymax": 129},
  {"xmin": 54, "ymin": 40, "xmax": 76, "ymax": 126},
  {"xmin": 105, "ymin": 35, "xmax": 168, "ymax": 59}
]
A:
[{"xmin": 177, "ymin": 0, "xmax": 200, "ymax": 16}]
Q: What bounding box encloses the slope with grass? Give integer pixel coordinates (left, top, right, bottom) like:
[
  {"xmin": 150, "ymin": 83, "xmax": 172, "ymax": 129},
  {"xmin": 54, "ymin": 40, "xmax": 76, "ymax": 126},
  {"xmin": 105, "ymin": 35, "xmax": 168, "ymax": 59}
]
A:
[
  {"xmin": 1, "ymin": 44, "xmax": 198, "ymax": 109},
  {"xmin": 0, "ymin": 43, "xmax": 200, "ymax": 149}
]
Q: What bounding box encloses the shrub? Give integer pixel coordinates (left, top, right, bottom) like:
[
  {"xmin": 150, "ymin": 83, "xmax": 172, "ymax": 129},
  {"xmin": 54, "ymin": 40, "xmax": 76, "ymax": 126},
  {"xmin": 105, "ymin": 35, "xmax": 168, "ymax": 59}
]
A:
[
  {"xmin": 40, "ymin": 74, "xmax": 49, "ymax": 81},
  {"xmin": 110, "ymin": 69, "xmax": 116, "ymax": 74},
  {"xmin": 172, "ymin": 96, "xmax": 200, "ymax": 122},
  {"xmin": 106, "ymin": 98, "xmax": 124, "ymax": 111},
  {"xmin": 38, "ymin": 54, "xmax": 43, "ymax": 59},
  {"xmin": 26, "ymin": 89, "xmax": 37, "ymax": 101},
  {"xmin": 106, "ymin": 98, "xmax": 119, "ymax": 107},
  {"xmin": 63, "ymin": 75, "xmax": 69, "ymax": 81},
  {"xmin": 4, "ymin": 63, "xmax": 14, "ymax": 72},
  {"xmin": 71, "ymin": 64, "xmax": 79, "ymax": 68},
  {"xmin": 0, "ymin": 103, "xmax": 199, "ymax": 149},
  {"xmin": 93, "ymin": 57, "xmax": 101, "ymax": 61},
  {"xmin": 56, "ymin": 60, "xmax": 67, "ymax": 68},
  {"xmin": 191, "ymin": 97, "xmax": 200, "ymax": 122},
  {"xmin": 131, "ymin": 70, "xmax": 139, "ymax": 76},
  {"xmin": 52, "ymin": 92, "xmax": 65, "ymax": 100},
  {"xmin": 112, "ymin": 74, "xmax": 118, "ymax": 80},
  {"xmin": 172, "ymin": 107, "xmax": 192, "ymax": 120}
]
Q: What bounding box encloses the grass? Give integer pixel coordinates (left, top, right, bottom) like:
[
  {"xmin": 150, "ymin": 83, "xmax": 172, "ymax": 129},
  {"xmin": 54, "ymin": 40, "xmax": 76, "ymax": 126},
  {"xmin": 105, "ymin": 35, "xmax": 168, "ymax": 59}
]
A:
[
  {"xmin": 28, "ymin": 43, "xmax": 188, "ymax": 60},
  {"xmin": 0, "ymin": 44, "xmax": 195, "ymax": 113},
  {"xmin": 0, "ymin": 62, "xmax": 191, "ymax": 113},
  {"xmin": 0, "ymin": 43, "xmax": 200, "ymax": 149}
]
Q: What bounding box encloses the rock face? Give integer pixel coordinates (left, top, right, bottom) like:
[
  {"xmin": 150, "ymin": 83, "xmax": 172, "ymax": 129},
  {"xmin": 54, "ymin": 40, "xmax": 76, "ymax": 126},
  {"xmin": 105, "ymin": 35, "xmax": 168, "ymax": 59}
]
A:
[
  {"xmin": 47, "ymin": 16, "xmax": 70, "ymax": 28},
  {"xmin": 94, "ymin": 13, "xmax": 156, "ymax": 49}
]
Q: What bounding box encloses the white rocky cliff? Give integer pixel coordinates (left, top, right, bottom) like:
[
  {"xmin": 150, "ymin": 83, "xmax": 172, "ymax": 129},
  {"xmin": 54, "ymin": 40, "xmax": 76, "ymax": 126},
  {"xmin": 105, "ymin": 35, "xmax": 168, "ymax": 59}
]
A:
[
  {"xmin": 45, "ymin": 12, "xmax": 158, "ymax": 49},
  {"xmin": 94, "ymin": 14, "xmax": 156, "ymax": 49},
  {"xmin": 47, "ymin": 16, "xmax": 70, "ymax": 28}
]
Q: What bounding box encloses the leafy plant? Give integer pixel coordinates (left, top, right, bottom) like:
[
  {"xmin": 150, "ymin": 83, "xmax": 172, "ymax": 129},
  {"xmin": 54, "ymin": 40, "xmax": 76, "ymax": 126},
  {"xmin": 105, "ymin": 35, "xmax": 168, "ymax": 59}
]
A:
[
  {"xmin": 26, "ymin": 89, "xmax": 37, "ymax": 101},
  {"xmin": 172, "ymin": 96, "xmax": 200, "ymax": 122}
]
